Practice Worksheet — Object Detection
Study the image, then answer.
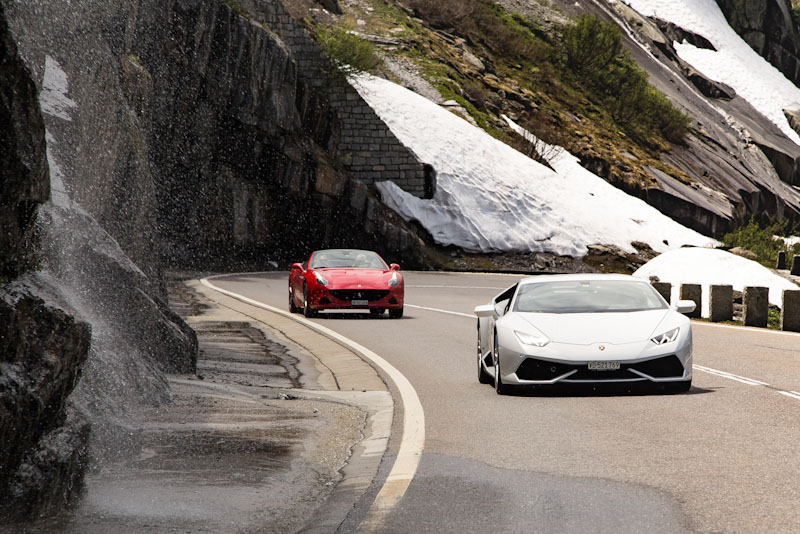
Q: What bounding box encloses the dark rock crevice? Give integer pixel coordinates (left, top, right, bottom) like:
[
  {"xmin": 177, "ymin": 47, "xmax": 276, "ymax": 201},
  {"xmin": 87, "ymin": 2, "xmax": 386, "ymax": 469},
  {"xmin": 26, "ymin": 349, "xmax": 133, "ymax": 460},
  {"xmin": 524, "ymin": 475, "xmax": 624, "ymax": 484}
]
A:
[
  {"xmin": 715, "ymin": 0, "xmax": 800, "ymax": 87},
  {"xmin": 0, "ymin": 4, "xmax": 49, "ymax": 280}
]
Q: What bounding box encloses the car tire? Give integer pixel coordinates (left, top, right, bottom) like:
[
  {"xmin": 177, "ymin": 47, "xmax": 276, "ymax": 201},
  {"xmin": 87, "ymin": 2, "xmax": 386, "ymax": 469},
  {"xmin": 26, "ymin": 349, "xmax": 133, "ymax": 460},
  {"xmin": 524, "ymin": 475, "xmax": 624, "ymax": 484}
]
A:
[
  {"xmin": 289, "ymin": 287, "xmax": 299, "ymax": 313},
  {"xmin": 303, "ymin": 285, "xmax": 318, "ymax": 318},
  {"xmin": 667, "ymin": 379, "xmax": 692, "ymax": 393},
  {"xmin": 388, "ymin": 307, "xmax": 404, "ymax": 319},
  {"xmin": 494, "ymin": 333, "xmax": 510, "ymax": 395},
  {"xmin": 370, "ymin": 308, "xmax": 385, "ymax": 317},
  {"xmin": 477, "ymin": 323, "xmax": 492, "ymax": 385}
]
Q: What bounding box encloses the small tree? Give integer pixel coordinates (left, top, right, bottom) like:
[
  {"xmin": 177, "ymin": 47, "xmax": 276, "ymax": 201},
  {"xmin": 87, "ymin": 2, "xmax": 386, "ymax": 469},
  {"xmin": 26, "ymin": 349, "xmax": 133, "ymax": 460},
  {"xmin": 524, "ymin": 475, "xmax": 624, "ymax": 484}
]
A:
[{"xmin": 563, "ymin": 14, "xmax": 622, "ymax": 75}]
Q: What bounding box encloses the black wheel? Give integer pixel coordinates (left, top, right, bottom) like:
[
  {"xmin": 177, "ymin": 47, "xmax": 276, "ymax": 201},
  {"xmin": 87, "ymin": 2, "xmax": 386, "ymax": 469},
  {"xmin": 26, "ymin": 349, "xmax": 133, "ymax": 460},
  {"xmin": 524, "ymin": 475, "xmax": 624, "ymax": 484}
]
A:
[
  {"xmin": 289, "ymin": 286, "xmax": 299, "ymax": 313},
  {"xmin": 303, "ymin": 285, "xmax": 318, "ymax": 318},
  {"xmin": 666, "ymin": 379, "xmax": 692, "ymax": 393},
  {"xmin": 389, "ymin": 307, "xmax": 404, "ymax": 319},
  {"xmin": 370, "ymin": 308, "xmax": 385, "ymax": 317},
  {"xmin": 494, "ymin": 333, "xmax": 510, "ymax": 395},
  {"xmin": 477, "ymin": 323, "xmax": 492, "ymax": 384}
]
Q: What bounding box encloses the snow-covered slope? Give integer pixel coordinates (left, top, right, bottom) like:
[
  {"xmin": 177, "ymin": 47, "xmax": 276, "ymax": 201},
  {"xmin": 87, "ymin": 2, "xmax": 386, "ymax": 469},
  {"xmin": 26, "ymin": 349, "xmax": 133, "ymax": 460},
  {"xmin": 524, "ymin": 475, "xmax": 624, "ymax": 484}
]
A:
[
  {"xmin": 353, "ymin": 74, "xmax": 718, "ymax": 257},
  {"xmin": 633, "ymin": 248, "xmax": 798, "ymax": 316},
  {"xmin": 624, "ymin": 0, "xmax": 800, "ymax": 146}
]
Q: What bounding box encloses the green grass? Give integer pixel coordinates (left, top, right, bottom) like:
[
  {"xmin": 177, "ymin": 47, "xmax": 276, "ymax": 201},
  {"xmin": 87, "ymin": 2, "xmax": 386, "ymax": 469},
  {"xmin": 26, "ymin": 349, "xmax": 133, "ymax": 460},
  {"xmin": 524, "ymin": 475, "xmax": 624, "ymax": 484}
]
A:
[
  {"xmin": 226, "ymin": 1, "xmax": 251, "ymax": 20},
  {"xmin": 768, "ymin": 308, "xmax": 781, "ymax": 329}
]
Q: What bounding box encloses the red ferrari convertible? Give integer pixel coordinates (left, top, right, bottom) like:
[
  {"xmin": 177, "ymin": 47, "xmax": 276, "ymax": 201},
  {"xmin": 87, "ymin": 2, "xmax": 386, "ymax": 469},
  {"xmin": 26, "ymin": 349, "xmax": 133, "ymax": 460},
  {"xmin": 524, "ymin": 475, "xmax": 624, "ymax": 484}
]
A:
[{"xmin": 289, "ymin": 249, "xmax": 404, "ymax": 318}]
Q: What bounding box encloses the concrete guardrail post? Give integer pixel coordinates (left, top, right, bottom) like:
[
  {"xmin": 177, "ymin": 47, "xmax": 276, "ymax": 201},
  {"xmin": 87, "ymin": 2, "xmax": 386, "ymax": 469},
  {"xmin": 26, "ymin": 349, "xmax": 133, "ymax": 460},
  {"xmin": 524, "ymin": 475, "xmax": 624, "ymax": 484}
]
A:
[
  {"xmin": 743, "ymin": 286, "xmax": 769, "ymax": 327},
  {"xmin": 679, "ymin": 284, "xmax": 701, "ymax": 318},
  {"xmin": 652, "ymin": 282, "xmax": 671, "ymax": 304},
  {"xmin": 781, "ymin": 290, "xmax": 800, "ymax": 332},
  {"xmin": 709, "ymin": 285, "xmax": 733, "ymax": 322},
  {"xmin": 777, "ymin": 251, "xmax": 786, "ymax": 270},
  {"xmin": 792, "ymin": 255, "xmax": 800, "ymax": 276}
]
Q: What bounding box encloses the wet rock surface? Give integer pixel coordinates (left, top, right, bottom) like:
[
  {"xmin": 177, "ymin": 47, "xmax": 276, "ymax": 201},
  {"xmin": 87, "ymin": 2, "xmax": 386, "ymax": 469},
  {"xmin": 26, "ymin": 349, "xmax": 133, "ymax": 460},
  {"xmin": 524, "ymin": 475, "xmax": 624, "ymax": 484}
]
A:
[
  {"xmin": 0, "ymin": 4, "xmax": 49, "ymax": 280},
  {"xmin": 0, "ymin": 286, "xmax": 92, "ymax": 520}
]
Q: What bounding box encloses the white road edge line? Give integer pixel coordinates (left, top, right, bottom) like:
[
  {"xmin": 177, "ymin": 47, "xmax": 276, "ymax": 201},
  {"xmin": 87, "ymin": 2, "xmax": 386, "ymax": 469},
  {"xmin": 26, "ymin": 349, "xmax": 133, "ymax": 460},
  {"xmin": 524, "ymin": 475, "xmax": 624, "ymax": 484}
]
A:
[
  {"xmin": 693, "ymin": 365, "xmax": 769, "ymax": 386},
  {"xmin": 693, "ymin": 321, "xmax": 800, "ymax": 338},
  {"xmin": 405, "ymin": 303, "xmax": 476, "ymax": 318},
  {"xmin": 779, "ymin": 391, "xmax": 800, "ymax": 401},
  {"xmin": 199, "ymin": 277, "xmax": 425, "ymax": 533}
]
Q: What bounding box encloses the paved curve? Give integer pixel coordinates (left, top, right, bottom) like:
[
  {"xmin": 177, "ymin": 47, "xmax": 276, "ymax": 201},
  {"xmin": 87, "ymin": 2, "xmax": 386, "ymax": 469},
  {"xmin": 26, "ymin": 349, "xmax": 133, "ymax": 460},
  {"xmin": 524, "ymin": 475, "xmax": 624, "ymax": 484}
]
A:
[{"xmin": 212, "ymin": 272, "xmax": 800, "ymax": 534}]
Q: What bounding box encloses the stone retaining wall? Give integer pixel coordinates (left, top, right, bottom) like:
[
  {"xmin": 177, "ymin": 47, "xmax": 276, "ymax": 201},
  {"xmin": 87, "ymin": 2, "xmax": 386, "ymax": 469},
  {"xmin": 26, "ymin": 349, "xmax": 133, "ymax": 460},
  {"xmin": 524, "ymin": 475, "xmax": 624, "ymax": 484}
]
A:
[{"xmin": 241, "ymin": 0, "xmax": 432, "ymax": 198}]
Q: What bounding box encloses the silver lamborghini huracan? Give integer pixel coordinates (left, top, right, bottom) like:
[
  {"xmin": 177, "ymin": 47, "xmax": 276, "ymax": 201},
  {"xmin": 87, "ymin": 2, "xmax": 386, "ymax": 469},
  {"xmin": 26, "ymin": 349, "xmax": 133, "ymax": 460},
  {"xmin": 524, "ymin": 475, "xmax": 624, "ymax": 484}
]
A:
[{"xmin": 474, "ymin": 274, "xmax": 696, "ymax": 394}]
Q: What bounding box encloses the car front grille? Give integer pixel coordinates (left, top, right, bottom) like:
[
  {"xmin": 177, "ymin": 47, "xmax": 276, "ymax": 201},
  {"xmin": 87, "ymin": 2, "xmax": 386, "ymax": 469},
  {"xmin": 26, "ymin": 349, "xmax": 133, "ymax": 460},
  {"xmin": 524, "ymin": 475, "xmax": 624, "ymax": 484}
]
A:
[
  {"xmin": 515, "ymin": 355, "xmax": 684, "ymax": 381},
  {"xmin": 330, "ymin": 289, "xmax": 390, "ymax": 302}
]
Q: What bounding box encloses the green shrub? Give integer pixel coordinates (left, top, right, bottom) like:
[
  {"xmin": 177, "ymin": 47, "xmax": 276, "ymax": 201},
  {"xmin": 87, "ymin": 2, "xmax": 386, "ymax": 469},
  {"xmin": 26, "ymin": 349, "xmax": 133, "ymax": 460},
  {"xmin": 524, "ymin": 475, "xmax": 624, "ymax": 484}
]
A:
[
  {"xmin": 722, "ymin": 218, "xmax": 800, "ymax": 267},
  {"xmin": 563, "ymin": 14, "xmax": 622, "ymax": 74},
  {"xmin": 226, "ymin": 1, "xmax": 251, "ymax": 20},
  {"xmin": 315, "ymin": 25, "xmax": 381, "ymax": 77},
  {"xmin": 408, "ymin": 0, "xmax": 546, "ymax": 61},
  {"xmin": 561, "ymin": 15, "xmax": 691, "ymax": 143}
]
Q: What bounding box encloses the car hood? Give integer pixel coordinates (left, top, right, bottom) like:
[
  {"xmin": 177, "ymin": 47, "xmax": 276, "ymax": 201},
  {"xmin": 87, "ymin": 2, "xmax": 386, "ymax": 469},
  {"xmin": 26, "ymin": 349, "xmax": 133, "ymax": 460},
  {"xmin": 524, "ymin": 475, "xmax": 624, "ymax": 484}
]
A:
[
  {"xmin": 316, "ymin": 268, "xmax": 394, "ymax": 288},
  {"xmin": 517, "ymin": 309, "xmax": 670, "ymax": 345}
]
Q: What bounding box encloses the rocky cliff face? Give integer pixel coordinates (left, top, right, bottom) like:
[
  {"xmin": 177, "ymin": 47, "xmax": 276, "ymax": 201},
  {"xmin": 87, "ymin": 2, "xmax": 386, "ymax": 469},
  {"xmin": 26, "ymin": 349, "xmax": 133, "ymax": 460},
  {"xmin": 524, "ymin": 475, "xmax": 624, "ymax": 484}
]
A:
[
  {"xmin": 0, "ymin": 4, "xmax": 92, "ymax": 518},
  {"xmin": 0, "ymin": 5, "xmax": 48, "ymax": 280},
  {"xmin": 130, "ymin": 0, "xmax": 424, "ymax": 268},
  {"xmin": 716, "ymin": 0, "xmax": 800, "ymax": 87},
  {"xmin": 1, "ymin": 0, "xmax": 425, "ymax": 520},
  {"xmin": 0, "ymin": 0, "xmax": 197, "ymax": 520},
  {"xmin": 569, "ymin": 0, "xmax": 800, "ymax": 236}
]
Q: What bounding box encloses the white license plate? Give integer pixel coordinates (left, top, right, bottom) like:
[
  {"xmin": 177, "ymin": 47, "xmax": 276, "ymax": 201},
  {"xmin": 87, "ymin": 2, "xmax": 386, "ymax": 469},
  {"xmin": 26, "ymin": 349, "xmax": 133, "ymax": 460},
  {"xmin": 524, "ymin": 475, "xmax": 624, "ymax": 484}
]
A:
[
  {"xmin": 588, "ymin": 360, "xmax": 620, "ymax": 371},
  {"xmin": 352, "ymin": 300, "xmax": 369, "ymax": 306}
]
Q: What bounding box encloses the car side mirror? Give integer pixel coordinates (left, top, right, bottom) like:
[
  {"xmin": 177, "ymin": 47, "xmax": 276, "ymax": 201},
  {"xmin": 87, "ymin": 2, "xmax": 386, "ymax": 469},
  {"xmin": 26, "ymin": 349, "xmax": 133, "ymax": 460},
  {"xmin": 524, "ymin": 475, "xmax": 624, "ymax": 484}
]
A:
[
  {"xmin": 474, "ymin": 304, "xmax": 498, "ymax": 318},
  {"xmin": 675, "ymin": 299, "xmax": 696, "ymax": 315},
  {"xmin": 291, "ymin": 262, "xmax": 304, "ymax": 271},
  {"xmin": 390, "ymin": 263, "xmax": 400, "ymax": 271}
]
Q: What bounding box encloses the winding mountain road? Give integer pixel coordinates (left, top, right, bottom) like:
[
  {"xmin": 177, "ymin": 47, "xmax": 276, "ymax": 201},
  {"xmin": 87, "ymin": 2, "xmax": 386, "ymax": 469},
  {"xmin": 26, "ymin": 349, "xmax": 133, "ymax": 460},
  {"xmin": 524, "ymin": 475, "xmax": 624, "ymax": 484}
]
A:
[{"xmin": 210, "ymin": 271, "xmax": 800, "ymax": 534}]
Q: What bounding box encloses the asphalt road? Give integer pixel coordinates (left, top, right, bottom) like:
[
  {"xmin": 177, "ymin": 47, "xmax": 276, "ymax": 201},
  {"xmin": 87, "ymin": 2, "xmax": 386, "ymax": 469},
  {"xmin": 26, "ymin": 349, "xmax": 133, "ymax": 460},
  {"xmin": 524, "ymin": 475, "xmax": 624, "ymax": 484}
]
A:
[{"xmin": 213, "ymin": 271, "xmax": 800, "ymax": 534}]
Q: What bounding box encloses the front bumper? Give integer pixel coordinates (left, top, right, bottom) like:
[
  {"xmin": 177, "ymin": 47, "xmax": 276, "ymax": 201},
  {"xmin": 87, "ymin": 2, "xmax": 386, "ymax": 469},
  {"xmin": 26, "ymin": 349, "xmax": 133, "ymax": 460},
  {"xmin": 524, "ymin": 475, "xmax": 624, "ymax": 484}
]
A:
[
  {"xmin": 307, "ymin": 285, "xmax": 403, "ymax": 310},
  {"xmin": 496, "ymin": 333, "xmax": 692, "ymax": 386}
]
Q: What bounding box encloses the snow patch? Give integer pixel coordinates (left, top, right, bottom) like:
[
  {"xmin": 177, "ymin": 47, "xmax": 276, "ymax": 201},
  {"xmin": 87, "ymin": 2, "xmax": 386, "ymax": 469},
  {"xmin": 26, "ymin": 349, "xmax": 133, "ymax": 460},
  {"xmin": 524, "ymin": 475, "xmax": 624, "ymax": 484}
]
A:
[
  {"xmin": 354, "ymin": 74, "xmax": 717, "ymax": 257},
  {"xmin": 633, "ymin": 247, "xmax": 798, "ymax": 317},
  {"xmin": 40, "ymin": 55, "xmax": 78, "ymax": 121},
  {"xmin": 40, "ymin": 56, "xmax": 78, "ymax": 207}
]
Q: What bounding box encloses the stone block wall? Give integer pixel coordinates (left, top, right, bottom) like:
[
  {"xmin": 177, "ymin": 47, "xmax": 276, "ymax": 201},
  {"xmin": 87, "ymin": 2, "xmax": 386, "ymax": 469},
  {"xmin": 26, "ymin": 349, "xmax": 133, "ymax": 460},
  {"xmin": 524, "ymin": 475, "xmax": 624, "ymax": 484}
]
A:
[
  {"xmin": 241, "ymin": 0, "xmax": 433, "ymax": 198},
  {"xmin": 679, "ymin": 283, "xmax": 702, "ymax": 319}
]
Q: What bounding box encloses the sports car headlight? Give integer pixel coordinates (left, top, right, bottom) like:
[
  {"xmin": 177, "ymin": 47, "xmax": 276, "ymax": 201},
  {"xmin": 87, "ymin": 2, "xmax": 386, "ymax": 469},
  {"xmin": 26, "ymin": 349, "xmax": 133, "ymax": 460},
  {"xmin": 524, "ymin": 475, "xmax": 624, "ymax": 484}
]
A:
[
  {"xmin": 651, "ymin": 327, "xmax": 680, "ymax": 345},
  {"xmin": 388, "ymin": 272, "xmax": 399, "ymax": 287},
  {"xmin": 313, "ymin": 272, "xmax": 329, "ymax": 287},
  {"xmin": 514, "ymin": 330, "xmax": 550, "ymax": 347}
]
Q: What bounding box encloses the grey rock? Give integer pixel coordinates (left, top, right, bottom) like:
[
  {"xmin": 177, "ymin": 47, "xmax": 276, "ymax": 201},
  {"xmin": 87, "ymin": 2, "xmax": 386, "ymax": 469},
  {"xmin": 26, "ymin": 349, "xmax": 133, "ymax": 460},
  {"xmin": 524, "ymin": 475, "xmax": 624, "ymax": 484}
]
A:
[
  {"xmin": 781, "ymin": 289, "xmax": 800, "ymax": 331},
  {"xmin": 710, "ymin": 284, "xmax": 734, "ymax": 322},
  {"xmin": 743, "ymin": 286, "xmax": 769, "ymax": 327},
  {"xmin": 716, "ymin": 0, "xmax": 800, "ymax": 87},
  {"xmin": 0, "ymin": 6, "xmax": 48, "ymax": 280}
]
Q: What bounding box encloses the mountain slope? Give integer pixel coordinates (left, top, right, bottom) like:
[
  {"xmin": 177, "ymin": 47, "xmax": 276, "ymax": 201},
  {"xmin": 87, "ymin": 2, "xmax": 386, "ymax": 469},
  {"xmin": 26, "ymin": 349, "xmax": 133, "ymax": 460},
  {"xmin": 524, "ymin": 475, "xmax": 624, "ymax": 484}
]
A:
[{"xmin": 311, "ymin": 0, "xmax": 800, "ymax": 239}]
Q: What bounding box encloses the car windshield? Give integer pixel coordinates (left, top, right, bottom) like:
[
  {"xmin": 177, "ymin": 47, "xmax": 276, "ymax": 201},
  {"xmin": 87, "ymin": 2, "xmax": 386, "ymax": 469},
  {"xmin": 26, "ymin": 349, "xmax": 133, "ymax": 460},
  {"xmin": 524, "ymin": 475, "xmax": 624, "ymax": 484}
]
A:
[
  {"xmin": 309, "ymin": 249, "xmax": 388, "ymax": 269},
  {"xmin": 513, "ymin": 280, "xmax": 667, "ymax": 313}
]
